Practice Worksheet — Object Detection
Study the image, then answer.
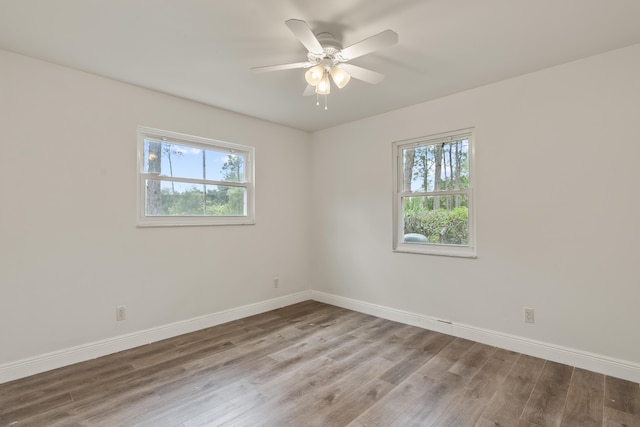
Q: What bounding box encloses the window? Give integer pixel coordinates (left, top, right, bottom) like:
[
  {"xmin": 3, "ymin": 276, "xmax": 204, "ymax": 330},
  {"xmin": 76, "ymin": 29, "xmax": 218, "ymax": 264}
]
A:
[
  {"xmin": 137, "ymin": 126, "xmax": 255, "ymax": 227},
  {"xmin": 392, "ymin": 128, "xmax": 475, "ymax": 257}
]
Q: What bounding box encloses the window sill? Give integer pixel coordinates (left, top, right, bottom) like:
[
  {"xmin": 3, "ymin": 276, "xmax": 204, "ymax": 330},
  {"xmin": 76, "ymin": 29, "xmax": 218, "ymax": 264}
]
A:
[
  {"xmin": 393, "ymin": 243, "xmax": 476, "ymax": 258},
  {"xmin": 137, "ymin": 216, "xmax": 255, "ymax": 227}
]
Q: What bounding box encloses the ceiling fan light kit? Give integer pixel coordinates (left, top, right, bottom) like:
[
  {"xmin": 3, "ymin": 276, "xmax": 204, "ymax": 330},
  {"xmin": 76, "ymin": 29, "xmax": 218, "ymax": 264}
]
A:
[
  {"xmin": 304, "ymin": 65, "xmax": 325, "ymax": 86},
  {"xmin": 330, "ymin": 67, "xmax": 350, "ymax": 89},
  {"xmin": 252, "ymin": 19, "xmax": 398, "ymax": 110},
  {"xmin": 316, "ymin": 73, "xmax": 331, "ymax": 95}
]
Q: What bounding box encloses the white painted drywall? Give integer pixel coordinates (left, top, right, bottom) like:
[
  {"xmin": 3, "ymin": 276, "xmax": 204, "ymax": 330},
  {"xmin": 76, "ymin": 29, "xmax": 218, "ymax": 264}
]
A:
[
  {"xmin": 0, "ymin": 50, "xmax": 311, "ymax": 365},
  {"xmin": 310, "ymin": 44, "xmax": 640, "ymax": 365},
  {"xmin": 2, "ymin": 43, "xmax": 640, "ymax": 377}
]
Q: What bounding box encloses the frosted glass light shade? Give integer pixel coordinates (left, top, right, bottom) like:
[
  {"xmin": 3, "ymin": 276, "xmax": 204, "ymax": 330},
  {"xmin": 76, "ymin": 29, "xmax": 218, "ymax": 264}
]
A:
[
  {"xmin": 315, "ymin": 73, "xmax": 331, "ymax": 94},
  {"xmin": 330, "ymin": 67, "xmax": 351, "ymax": 88},
  {"xmin": 305, "ymin": 65, "xmax": 325, "ymax": 86}
]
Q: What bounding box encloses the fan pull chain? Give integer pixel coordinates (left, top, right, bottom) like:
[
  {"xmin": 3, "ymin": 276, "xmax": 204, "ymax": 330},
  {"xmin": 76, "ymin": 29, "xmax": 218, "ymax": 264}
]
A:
[{"xmin": 313, "ymin": 93, "xmax": 329, "ymax": 110}]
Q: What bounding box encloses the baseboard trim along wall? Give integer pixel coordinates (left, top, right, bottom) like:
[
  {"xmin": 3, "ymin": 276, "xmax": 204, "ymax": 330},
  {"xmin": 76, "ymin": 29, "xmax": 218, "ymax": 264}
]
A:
[
  {"xmin": 0, "ymin": 291, "xmax": 312, "ymax": 384},
  {"xmin": 3, "ymin": 289, "xmax": 639, "ymax": 384},
  {"xmin": 310, "ymin": 290, "xmax": 640, "ymax": 383}
]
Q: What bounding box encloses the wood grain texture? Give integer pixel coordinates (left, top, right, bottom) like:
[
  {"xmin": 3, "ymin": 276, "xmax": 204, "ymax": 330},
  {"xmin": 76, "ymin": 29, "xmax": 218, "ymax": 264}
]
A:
[
  {"xmin": 521, "ymin": 361, "xmax": 573, "ymax": 426},
  {"xmin": 477, "ymin": 354, "xmax": 547, "ymax": 427},
  {"xmin": 1, "ymin": 301, "xmax": 638, "ymax": 426},
  {"xmin": 561, "ymin": 368, "xmax": 604, "ymax": 427}
]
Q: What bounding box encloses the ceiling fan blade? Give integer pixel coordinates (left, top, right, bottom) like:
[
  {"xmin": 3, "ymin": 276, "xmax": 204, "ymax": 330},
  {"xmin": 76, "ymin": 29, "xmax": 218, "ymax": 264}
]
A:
[
  {"xmin": 337, "ymin": 64, "xmax": 385, "ymax": 84},
  {"xmin": 251, "ymin": 62, "xmax": 310, "ymax": 73},
  {"xmin": 303, "ymin": 85, "xmax": 316, "ymax": 96},
  {"xmin": 339, "ymin": 30, "xmax": 398, "ymax": 61},
  {"xmin": 285, "ymin": 19, "xmax": 324, "ymax": 55}
]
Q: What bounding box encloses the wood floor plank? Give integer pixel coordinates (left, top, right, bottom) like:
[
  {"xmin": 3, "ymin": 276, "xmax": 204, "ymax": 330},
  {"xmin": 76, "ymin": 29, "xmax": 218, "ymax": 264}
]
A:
[
  {"xmin": 132, "ymin": 378, "xmax": 259, "ymax": 427},
  {"xmin": 347, "ymin": 420, "xmax": 383, "ymax": 427},
  {"xmin": 477, "ymin": 354, "xmax": 547, "ymax": 427},
  {"xmin": 393, "ymin": 342, "xmax": 496, "ymax": 426},
  {"xmin": 82, "ymin": 389, "xmax": 162, "ymax": 425},
  {"xmin": 1, "ymin": 301, "xmax": 638, "ymax": 427},
  {"xmin": 378, "ymin": 332, "xmax": 457, "ymax": 385},
  {"xmin": 6, "ymin": 405, "xmax": 88, "ymax": 427},
  {"xmin": 183, "ymin": 389, "xmax": 269, "ymax": 427},
  {"xmin": 603, "ymin": 405, "xmax": 640, "ymax": 426},
  {"xmin": 268, "ymin": 357, "xmax": 396, "ymax": 426},
  {"xmin": 354, "ymin": 337, "xmax": 473, "ymax": 426},
  {"xmin": 225, "ymin": 354, "xmax": 341, "ymax": 424},
  {"xmin": 348, "ymin": 317, "xmax": 391, "ymax": 338},
  {"xmin": 448, "ymin": 342, "xmax": 496, "ymax": 380},
  {"xmin": 69, "ymin": 363, "xmax": 187, "ymax": 404},
  {"xmin": 348, "ymin": 372, "xmax": 427, "ymax": 426},
  {"xmin": 392, "ymin": 371, "xmax": 469, "ymax": 426},
  {"xmin": 431, "ymin": 392, "xmax": 487, "ymax": 427},
  {"xmin": 0, "ymin": 392, "xmax": 74, "ymax": 426},
  {"xmin": 0, "ymin": 355, "xmax": 135, "ymax": 404},
  {"xmin": 379, "ymin": 328, "xmax": 438, "ymax": 363},
  {"xmin": 270, "ymin": 300, "xmax": 325, "ymax": 317},
  {"xmin": 180, "ymin": 324, "xmax": 304, "ymax": 373},
  {"xmin": 231, "ymin": 354, "xmax": 395, "ymax": 426},
  {"xmin": 561, "ymin": 368, "xmax": 604, "ymax": 427},
  {"xmin": 251, "ymin": 303, "xmax": 344, "ymax": 332},
  {"xmin": 429, "ymin": 348, "xmax": 519, "ymax": 427},
  {"xmin": 256, "ymin": 335, "xmax": 357, "ymax": 385},
  {"xmin": 464, "ymin": 348, "xmax": 520, "ymax": 402},
  {"xmin": 605, "ymin": 375, "xmax": 640, "ymax": 416},
  {"xmin": 312, "ymin": 377, "xmax": 396, "ymax": 427},
  {"xmin": 520, "ymin": 361, "xmax": 573, "ymax": 427},
  {"xmin": 131, "ymin": 338, "xmax": 236, "ymax": 370},
  {"xmin": 415, "ymin": 337, "xmax": 476, "ymax": 379}
]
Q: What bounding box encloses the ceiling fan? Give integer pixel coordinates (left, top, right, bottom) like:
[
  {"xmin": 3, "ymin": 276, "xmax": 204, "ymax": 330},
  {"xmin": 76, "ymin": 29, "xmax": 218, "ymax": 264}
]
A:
[{"xmin": 251, "ymin": 19, "xmax": 398, "ymax": 108}]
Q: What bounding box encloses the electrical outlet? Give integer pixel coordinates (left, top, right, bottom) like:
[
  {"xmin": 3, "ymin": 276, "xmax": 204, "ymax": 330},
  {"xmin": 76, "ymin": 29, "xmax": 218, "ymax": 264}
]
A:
[
  {"xmin": 273, "ymin": 276, "xmax": 279, "ymax": 288},
  {"xmin": 524, "ymin": 307, "xmax": 534, "ymax": 324},
  {"xmin": 116, "ymin": 305, "xmax": 126, "ymax": 321}
]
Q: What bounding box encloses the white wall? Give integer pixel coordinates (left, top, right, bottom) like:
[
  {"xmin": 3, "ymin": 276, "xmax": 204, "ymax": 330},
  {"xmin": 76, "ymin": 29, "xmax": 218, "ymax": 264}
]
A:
[
  {"xmin": 3, "ymin": 43, "xmax": 640, "ymax": 382},
  {"xmin": 310, "ymin": 44, "xmax": 640, "ymax": 367},
  {"xmin": 0, "ymin": 50, "xmax": 311, "ymax": 367}
]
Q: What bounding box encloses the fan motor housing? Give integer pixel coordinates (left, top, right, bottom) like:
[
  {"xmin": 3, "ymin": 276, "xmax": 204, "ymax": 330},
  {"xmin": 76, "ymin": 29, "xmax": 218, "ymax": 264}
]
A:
[
  {"xmin": 307, "ymin": 32, "xmax": 344, "ymax": 63},
  {"xmin": 316, "ymin": 32, "xmax": 342, "ymax": 50}
]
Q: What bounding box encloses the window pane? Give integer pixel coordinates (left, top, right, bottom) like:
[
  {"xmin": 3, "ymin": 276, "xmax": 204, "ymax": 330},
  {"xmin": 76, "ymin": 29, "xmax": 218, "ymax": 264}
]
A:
[
  {"xmin": 212, "ymin": 153, "xmax": 245, "ymax": 183},
  {"xmin": 143, "ymin": 139, "xmax": 246, "ymax": 182},
  {"xmin": 402, "ymin": 195, "xmax": 469, "ymax": 245},
  {"xmin": 205, "ymin": 185, "xmax": 246, "ymax": 216},
  {"xmin": 145, "ymin": 180, "xmax": 245, "ymax": 217},
  {"xmin": 402, "ymin": 139, "xmax": 469, "ymax": 193},
  {"xmin": 145, "ymin": 180, "xmax": 204, "ymax": 216}
]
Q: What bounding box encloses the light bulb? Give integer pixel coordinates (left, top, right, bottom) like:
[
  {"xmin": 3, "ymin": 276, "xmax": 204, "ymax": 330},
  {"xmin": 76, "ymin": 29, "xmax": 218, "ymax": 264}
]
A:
[
  {"xmin": 315, "ymin": 72, "xmax": 331, "ymax": 95},
  {"xmin": 330, "ymin": 67, "xmax": 351, "ymax": 89},
  {"xmin": 305, "ymin": 65, "xmax": 325, "ymax": 86}
]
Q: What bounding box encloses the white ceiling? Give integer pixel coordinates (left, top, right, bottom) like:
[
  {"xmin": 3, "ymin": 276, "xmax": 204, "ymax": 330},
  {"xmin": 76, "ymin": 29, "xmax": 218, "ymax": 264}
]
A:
[{"xmin": 2, "ymin": 0, "xmax": 640, "ymax": 132}]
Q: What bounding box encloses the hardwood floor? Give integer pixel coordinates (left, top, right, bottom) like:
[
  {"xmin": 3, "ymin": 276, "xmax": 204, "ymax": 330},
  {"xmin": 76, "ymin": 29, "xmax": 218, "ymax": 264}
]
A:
[{"xmin": 1, "ymin": 301, "xmax": 639, "ymax": 426}]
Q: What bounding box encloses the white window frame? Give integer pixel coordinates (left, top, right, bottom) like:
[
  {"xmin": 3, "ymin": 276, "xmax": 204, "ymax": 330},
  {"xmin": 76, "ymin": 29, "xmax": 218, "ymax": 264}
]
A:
[
  {"xmin": 392, "ymin": 128, "xmax": 476, "ymax": 258},
  {"xmin": 137, "ymin": 126, "xmax": 255, "ymax": 227}
]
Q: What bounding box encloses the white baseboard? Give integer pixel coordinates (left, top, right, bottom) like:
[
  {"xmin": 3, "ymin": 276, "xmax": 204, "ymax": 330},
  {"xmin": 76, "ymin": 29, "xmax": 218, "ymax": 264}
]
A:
[
  {"xmin": 4, "ymin": 289, "xmax": 639, "ymax": 385},
  {"xmin": 310, "ymin": 290, "xmax": 640, "ymax": 383},
  {"xmin": 0, "ymin": 291, "xmax": 311, "ymax": 384}
]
